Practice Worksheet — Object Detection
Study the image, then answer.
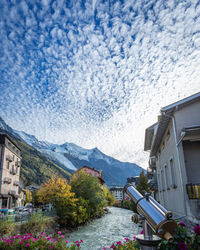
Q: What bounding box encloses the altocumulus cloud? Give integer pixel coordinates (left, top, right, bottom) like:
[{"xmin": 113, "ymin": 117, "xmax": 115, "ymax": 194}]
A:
[{"xmin": 0, "ymin": 0, "xmax": 200, "ymax": 167}]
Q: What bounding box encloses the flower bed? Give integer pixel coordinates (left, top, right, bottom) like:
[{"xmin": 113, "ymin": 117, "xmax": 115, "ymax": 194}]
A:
[
  {"xmin": 0, "ymin": 223, "xmax": 199, "ymax": 249},
  {"xmin": 0, "ymin": 232, "xmax": 83, "ymax": 249}
]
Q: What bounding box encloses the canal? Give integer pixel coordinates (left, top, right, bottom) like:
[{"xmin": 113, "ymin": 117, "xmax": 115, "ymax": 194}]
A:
[{"xmin": 66, "ymin": 207, "xmax": 140, "ymax": 250}]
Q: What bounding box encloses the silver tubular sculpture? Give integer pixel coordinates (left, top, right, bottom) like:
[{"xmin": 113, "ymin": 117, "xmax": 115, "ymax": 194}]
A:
[{"xmin": 124, "ymin": 184, "xmax": 177, "ymax": 250}]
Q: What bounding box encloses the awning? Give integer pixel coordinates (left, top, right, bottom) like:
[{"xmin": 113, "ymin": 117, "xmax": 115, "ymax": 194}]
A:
[{"xmin": 182, "ymin": 126, "xmax": 200, "ymax": 141}]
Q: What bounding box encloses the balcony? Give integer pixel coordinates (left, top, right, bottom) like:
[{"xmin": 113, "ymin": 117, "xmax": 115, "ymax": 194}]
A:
[
  {"xmin": 15, "ymin": 161, "xmax": 20, "ymax": 167},
  {"xmin": 186, "ymin": 183, "xmax": 200, "ymax": 199},
  {"xmin": 14, "ymin": 181, "xmax": 19, "ymax": 186},
  {"xmin": 9, "ymin": 190, "xmax": 16, "ymax": 195},
  {"xmin": 147, "ymin": 167, "xmax": 154, "ymax": 176},
  {"xmin": 6, "ymin": 155, "xmax": 13, "ymax": 162},
  {"xmin": 149, "ymin": 156, "xmax": 156, "ymax": 170},
  {"xmin": 3, "ymin": 177, "xmax": 12, "ymax": 184},
  {"xmin": 149, "ymin": 179, "xmax": 158, "ymax": 191},
  {"xmin": 10, "ymin": 169, "xmax": 17, "ymax": 175}
]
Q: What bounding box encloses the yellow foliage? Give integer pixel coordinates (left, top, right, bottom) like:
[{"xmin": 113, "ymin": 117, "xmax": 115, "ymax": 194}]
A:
[{"xmin": 37, "ymin": 177, "xmax": 77, "ymax": 205}]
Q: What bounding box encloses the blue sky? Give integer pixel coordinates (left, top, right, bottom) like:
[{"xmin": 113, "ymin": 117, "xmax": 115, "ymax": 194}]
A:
[{"xmin": 0, "ymin": 0, "xmax": 200, "ymax": 168}]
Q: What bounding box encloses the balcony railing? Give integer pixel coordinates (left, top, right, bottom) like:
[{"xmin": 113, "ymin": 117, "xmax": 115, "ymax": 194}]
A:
[
  {"xmin": 10, "ymin": 169, "xmax": 17, "ymax": 175},
  {"xmin": 186, "ymin": 183, "xmax": 200, "ymax": 199},
  {"xmin": 14, "ymin": 181, "xmax": 19, "ymax": 186},
  {"xmin": 6, "ymin": 155, "xmax": 13, "ymax": 162},
  {"xmin": 3, "ymin": 177, "xmax": 12, "ymax": 184},
  {"xmin": 147, "ymin": 167, "xmax": 154, "ymax": 176},
  {"xmin": 149, "ymin": 156, "xmax": 156, "ymax": 170},
  {"xmin": 9, "ymin": 190, "xmax": 16, "ymax": 195},
  {"xmin": 15, "ymin": 161, "xmax": 20, "ymax": 167},
  {"xmin": 149, "ymin": 179, "xmax": 158, "ymax": 191}
]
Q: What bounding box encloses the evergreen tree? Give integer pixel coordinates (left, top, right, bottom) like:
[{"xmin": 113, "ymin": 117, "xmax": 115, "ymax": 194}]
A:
[{"xmin": 136, "ymin": 170, "xmax": 151, "ymax": 196}]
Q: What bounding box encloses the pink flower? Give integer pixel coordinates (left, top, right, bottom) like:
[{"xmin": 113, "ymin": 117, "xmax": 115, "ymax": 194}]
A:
[
  {"xmin": 75, "ymin": 241, "xmax": 80, "ymax": 247},
  {"xmin": 103, "ymin": 247, "xmax": 106, "ymax": 250},
  {"xmin": 133, "ymin": 236, "xmax": 136, "ymax": 240},
  {"xmin": 140, "ymin": 230, "xmax": 144, "ymax": 234},
  {"xmin": 80, "ymin": 239, "xmax": 83, "ymax": 243},
  {"xmin": 51, "ymin": 239, "xmax": 54, "ymax": 242},
  {"xmin": 179, "ymin": 222, "xmax": 186, "ymax": 227},
  {"xmin": 61, "ymin": 235, "xmax": 64, "ymax": 238},
  {"xmin": 25, "ymin": 243, "xmax": 30, "ymax": 247},
  {"xmin": 58, "ymin": 231, "xmax": 62, "ymax": 234},
  {"xmin": 47, "ymin": 237, "xmax": 51, "ymax": 241},
  {"xmin": 194, "ymin": 225, "xmax": 200, "ymax": 235},
  {"xmin": 110, "ymin": 244, "xmax": 114, "ymax": 249},
  {"xmin": 116, "ymin": 241, "xmax": 121, "ymax": 245},
  {"xmin": 125, "ymin": 238, "xmax": 130, "ymax": 241},
  {"xmin": 50, "ymin": 246, "xmax": 54, "ymax": 249},
  {"xmin": 178, "ymin": 242, "xmax": 188, "ymax": 250},
  {"xmin": 66, "ymin": 240, "xmax": 69, "ymax": 243},
  {"xmin": 20, "ymin": 240, "xmax": 24, "ymax": 244},
  {"xmin": 41, "ymin": 233, "xmax": 45, "ymax": 236}
]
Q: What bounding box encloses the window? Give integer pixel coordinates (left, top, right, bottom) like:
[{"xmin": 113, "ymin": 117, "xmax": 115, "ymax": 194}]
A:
[
  {"xmin": 157, "ymin": 172, "xmax": 162, "ymax": 191},
  {"xmin": 161, "ymin": 169, "xmax": 165, "ymax": 191},
  {"xmin": 166, "ymin": 130, "xmax": 170, "ymax": 140},
  {"xmin": 169, "ymin": 158, "xmax": 177, "ymax": 188},
  {"xmin": 7, "ymin": 161, "xmax": 10, "ymax": 169},
  {"xmin": 165, "ymin": 164, "xmax": 170, "ymax": 189}
]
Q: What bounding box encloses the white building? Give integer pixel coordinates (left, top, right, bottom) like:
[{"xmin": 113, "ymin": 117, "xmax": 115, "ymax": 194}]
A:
[
  {"xmin": 144, "ymin": 92, "xmax": 200, "ymax": 225},
  {"xmin": 110, "ymin": 187, "xmax": 124, "ymax": 202}
]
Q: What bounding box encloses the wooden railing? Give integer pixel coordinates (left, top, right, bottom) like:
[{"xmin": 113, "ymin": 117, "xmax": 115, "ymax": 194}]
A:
[{"xmin": 186, "ymin": 183, "xmax": 200, "ymax": 199}]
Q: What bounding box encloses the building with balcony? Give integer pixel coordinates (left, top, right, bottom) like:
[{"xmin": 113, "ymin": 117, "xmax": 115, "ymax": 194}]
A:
[
  {"xmin": 0, "ymin": 134, "xmax": 21, "ymax": 209},
  {"xmin": 144, "ymin": 92, "xmax": 200, "ymax": 225},
  {"xmin": 72, "ymin": 166, "xmax": 105, "ymax": 185},
  {"xmin": 109, "ymin": 187, "xmax": 124, "ymax": 202}
]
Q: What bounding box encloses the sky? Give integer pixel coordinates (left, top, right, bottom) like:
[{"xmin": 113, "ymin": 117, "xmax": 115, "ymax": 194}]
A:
[{"xmin": 0, "ymin": 0, "xmax": 200, "ymax": 168}]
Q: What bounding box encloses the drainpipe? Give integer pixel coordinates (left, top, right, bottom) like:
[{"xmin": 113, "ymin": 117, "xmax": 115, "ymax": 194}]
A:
[{"xmin": 162, "ymin": 112, "xmax": 187, "ymax": 216}]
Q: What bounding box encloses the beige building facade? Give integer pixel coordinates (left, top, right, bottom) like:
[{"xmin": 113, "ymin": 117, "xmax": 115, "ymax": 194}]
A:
[
  {"xmin": 144, "ymin": 92, "xmax": 200, "ymax": 225},
  {"xmin": 0, "ymin": 134, "xmax": 21, "ymax": 209}
]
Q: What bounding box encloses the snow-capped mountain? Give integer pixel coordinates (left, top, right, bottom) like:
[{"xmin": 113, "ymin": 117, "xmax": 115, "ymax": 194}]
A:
[
  {"xmin": 14, "ymin": 130, "xmax": 143, "ymax": 186},
  {"xmin": 0, "ymin": 117, "xmax": 143, "ymax": 186}
]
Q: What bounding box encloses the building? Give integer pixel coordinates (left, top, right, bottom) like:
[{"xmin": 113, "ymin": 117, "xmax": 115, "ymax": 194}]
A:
[
  {"xmin": 0, "ymin": 134, "xmax": 21, "ymax": 209},
  {"xmin": 144, "ymin": 92, "xmax": 200, "ymax": 225},
  {"xmin": 110, "ymin": 187, "xmax": 124, "ymax": 202},
  {"xmin": 72, "ymin": 166, "xmax": 105, "ymax": 185},
  {"xmin": 18, "ymin": 179, "xmax": 26, "ymax": 207}
]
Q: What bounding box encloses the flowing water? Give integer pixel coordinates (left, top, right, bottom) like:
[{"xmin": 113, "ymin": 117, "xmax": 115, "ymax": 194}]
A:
[{"xmin": 66, "ymin": 207, "xmax": 140, "ymax": 250}]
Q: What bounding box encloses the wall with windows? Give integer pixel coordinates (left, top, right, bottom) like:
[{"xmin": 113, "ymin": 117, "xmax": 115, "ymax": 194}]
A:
[
  {"xmin": 155, "ymin": 121, "xmax": 186, "ymax": 217},
  {"xmin": 0, "ymin": 135, "xmax": 21, "ymax": 209}
]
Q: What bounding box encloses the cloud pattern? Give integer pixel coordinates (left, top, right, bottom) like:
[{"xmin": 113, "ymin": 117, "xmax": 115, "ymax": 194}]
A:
[{"xmin": 0, "ymin": 0, "xmax": 200, "ymax": 167}]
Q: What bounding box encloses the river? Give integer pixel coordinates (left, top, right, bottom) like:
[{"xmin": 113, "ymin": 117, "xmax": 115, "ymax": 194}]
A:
[{"xmin": 66, "ymin": 207, "xmax": 141, "ymax": 250}]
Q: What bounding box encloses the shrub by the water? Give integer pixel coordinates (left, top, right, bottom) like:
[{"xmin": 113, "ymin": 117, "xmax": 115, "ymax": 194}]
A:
[
  {"xmin": 20, "ymin": 213, "xmax": 55, "ymax": 236},
  {"xmin": 0, "ymin": 219, "xmax": 16, "ymax": 237}
]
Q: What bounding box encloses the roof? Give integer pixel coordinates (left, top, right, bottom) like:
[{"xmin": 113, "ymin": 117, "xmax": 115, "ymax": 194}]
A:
[
  {"xmin": 0, "ymin": 133, "xmax": 21, "ymax": 151},
  {"xmin": 161, "ymin": 92, "xmax": 200, "ymax": 113},
  {"xmin": 72, "ymin": 166, "xmax": 101, "ymax": 175},
  {"xmin": 144, "ymin": 123, "xmax": 158, "ymax": 151},
  {"xmin": 145, "ymin": 92, "xmax": 200, "ymax": 156}
]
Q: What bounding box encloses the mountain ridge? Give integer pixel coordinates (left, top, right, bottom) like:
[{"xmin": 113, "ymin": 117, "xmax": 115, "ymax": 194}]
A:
[{"xmin": 0, "ymin": 117, "xmax": 143, "ymax": 186}]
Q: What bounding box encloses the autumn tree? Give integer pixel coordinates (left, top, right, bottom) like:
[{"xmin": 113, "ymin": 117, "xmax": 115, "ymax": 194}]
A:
[
  {"xmin": 136, "ymin": 170, "xmax": 151, "ymax": 196},
  {"xmin": 24, "ymin": 189, "xmax": 32, "ymax": 204},
  {"xmin": 36, "ymin": 177, "xmax": 87, "ymax": 227},
  {"xmin": 103, "ymin": 186, "xmax": 115, "ymax": 206}
]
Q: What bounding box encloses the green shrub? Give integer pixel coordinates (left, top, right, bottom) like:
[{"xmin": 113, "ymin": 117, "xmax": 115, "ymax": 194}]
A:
[
  {"xmin": 0, "ymin": 219, "xmax": 17, "ymax": 237},
  {"xmin": 20, "ymin": 213, "xmax": 55, "ymax": 236}
]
